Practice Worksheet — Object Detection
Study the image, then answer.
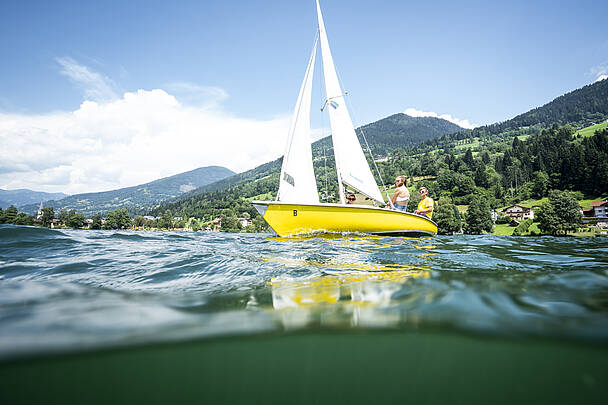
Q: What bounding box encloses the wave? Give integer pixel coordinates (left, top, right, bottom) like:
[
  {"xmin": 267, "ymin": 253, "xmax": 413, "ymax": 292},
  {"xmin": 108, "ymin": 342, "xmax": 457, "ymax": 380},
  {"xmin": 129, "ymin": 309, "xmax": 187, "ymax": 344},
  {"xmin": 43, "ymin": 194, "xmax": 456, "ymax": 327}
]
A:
[{"xmin": 0, "ymin": 225, "xmax": 607, "ymax": 360}]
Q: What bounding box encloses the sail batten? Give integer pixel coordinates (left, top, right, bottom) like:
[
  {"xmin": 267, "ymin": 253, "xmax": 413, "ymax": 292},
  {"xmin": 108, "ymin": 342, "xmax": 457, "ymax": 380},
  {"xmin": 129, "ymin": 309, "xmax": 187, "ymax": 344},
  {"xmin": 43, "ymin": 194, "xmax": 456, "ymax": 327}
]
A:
[
  {"xmin": 277, "ymin": 37, "xmax": 319, "ymax": 204},
  {"xmin": 315, "ymin": 0, "xmax": 385, "ymax": 205}
]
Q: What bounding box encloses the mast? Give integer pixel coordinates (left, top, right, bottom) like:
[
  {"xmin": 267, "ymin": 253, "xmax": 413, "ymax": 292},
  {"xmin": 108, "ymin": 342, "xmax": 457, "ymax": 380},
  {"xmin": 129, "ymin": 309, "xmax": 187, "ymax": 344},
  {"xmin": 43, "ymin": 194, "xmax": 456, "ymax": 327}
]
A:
[{"xmin": 315, "ymin": 0, "xmax": 385, "ymax": 205}]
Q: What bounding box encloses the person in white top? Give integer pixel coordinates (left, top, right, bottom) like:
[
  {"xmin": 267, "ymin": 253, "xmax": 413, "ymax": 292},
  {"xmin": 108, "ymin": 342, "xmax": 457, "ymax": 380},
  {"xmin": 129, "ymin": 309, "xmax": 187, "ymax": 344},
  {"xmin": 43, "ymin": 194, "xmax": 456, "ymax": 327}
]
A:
[{"xmin": 391, "ymin": 176, "xmax": 410, "ymax": 212}]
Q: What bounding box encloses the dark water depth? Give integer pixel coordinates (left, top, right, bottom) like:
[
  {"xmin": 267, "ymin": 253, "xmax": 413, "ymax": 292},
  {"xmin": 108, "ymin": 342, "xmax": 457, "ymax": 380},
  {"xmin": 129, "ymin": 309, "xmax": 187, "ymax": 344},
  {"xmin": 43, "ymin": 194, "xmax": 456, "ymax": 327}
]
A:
[{"xmin": 1, "ymin": 224, "xmax": 608, "ymax": 360}]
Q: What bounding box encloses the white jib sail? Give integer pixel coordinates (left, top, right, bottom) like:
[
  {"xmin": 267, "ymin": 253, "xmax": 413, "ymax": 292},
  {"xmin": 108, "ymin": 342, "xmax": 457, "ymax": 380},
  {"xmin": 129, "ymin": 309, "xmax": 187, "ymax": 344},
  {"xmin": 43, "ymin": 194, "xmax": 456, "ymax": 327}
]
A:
[
  {"xmin": 316, "ymin": 0, "xmax": 385, "ymax": 205},
  {"xmin": 277, "ymin": 37, "xmax": 320, "ymax": 204}
]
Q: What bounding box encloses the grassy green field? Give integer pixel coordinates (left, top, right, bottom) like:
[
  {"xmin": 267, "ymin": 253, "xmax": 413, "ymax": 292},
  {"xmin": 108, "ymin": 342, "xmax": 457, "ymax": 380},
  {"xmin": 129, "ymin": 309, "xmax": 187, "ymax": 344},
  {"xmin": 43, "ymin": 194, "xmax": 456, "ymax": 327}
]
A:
[
  {"xmin": 246, "ymin": 192, "xmax": 274, "ymax": 201},
  {"xmin": 453, "ymin": 138, "xmax": 482, "ymax": 151},
  {"xmin": 492, "ymin": 222, "xmax": 608, "ymax": 237},
  {"xmin": 575, "ymin": 121, "xmax": 608, "ymax": 138},
  {"xmin": 492, "ymin": 224, "xmax": 515, "ymax": 236},
  {"xmin": 509, "ymin": 197, "xmax": 607, "ymax": 210}
]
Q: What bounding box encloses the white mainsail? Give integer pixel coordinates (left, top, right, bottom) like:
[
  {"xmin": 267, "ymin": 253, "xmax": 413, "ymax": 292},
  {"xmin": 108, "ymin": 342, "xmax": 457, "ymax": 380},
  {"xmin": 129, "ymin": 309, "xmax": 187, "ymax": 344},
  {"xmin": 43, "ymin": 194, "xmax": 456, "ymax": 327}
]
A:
[
  {"xmin": 316, "ymin": 0, "xmax": 385, "ymax": 205},
  {"xmin": 277, "ymin": 38, "xmax": 320, "ymax": 204}
]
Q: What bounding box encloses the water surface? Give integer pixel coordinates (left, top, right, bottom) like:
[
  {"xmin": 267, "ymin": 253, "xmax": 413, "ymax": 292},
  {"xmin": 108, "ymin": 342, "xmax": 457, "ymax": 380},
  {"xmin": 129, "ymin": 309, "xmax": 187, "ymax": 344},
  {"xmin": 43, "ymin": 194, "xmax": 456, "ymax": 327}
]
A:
[{"xmin": 1, "ymin": 224, "xmax": 607, "ymax": 358}]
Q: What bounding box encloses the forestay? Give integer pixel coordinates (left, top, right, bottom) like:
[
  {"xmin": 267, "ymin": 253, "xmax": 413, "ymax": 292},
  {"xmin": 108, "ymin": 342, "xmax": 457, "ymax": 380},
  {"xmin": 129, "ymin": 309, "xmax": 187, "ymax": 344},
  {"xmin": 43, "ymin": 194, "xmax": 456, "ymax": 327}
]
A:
[
  {"xmin": 277, "ymin": 38, "xmax": 320, "ymax": 204},
  {"xmin": 315, "ymin": 0, "xmax": 385, "ymax": 205}
]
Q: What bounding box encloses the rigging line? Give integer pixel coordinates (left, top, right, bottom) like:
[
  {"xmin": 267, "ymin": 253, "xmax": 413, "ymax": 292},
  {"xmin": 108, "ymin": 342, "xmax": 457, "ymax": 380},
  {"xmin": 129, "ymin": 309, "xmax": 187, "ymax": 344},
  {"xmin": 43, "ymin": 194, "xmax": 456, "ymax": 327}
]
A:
[
  {"xmin": 323, "ymin": 146, "xmax": 328, "ymax": 199},
  {"xmin": 348, "ymin": 101, "xmax": 391, "ymax": 205},
  {"xmin": 320, "ymin": 93, "xmax": 348, "ymax": 112}
]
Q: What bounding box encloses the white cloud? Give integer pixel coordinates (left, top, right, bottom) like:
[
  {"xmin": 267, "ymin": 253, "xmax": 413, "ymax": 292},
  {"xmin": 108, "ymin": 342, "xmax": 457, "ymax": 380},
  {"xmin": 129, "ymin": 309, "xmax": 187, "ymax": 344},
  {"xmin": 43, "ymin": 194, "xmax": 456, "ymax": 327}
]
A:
[
  {"xmin": 56, "ymin": 57, "xmax": 118, "ymax": 102},
  {"xmin": 164, "ymin": 82, "xmax": 229, "ymax": 107},
  {"xmin": 590, "ymin": 63, "xmax": 608, "ymax": 83},
  {"xmin": 404, "ymin": 107, "xmax": 477, "ymax": 129},
  {"xmin": 0, "ymin": 89, "xmax": 291, "ymax": 194}
]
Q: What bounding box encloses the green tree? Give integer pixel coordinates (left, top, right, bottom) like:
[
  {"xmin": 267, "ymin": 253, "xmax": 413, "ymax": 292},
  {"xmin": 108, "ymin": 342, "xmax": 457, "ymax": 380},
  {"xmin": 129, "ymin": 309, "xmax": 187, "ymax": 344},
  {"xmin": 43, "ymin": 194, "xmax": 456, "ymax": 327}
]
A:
[
  {"xmin": 407, "ymin": 191, "xmax": 421, "ymax": 213},
  {"xmin": 537, "ymin": 190, "xmax": 581, "ymax": 236},
  {"xmin": 3, "ymin": 205, "xmax": 18, "ymax": 224},
  {"xmin": 103, "ymin": 208, "xmax": 132, "ymax": 230},
  {"xmin": 67, "ymin": 212, "xmax": 86, "ymax": 228},
  {"xmin": 463, "ymin": 148, "xmax": 475, "ymax": 169},
  {"xmin": 512, "ymin": 219, "xmax": 533, "ymax": 236},
  {"xmin": 531, "ymin": 171, "xmax": 549, "ymax": 199},
  {"xmin": 463, "ymin": 195, "xmax": 493, "ymax": 234},
  {"xmin": 220, "ymin": 216, "xmax": 241, "ymax": 232},
  {"xmin": 434, "ymin": 199, "xmax": 461, "ymax": 234},
  {"xmin": 453, "ymin": 205, "xmax": 462, "ymax": 227},
  {"xmin": 191, "ymin": 220, "xmax": 201, "ymax": 232},
  {"xmin": 474, "ymin": 165, "xmax": 489, "ymax": 188},
  {"xmin": 14, "ymin": 213, "xmax": 34, "ymax": 226},
  {"xmin": 252, "ymin": 217, "xmax": 269, "ymax": 232},
  {"xmin": 40, "ymin": 207, "xmax": 55, "ymax": 227},
  {"xmin": 91, "ymin": 214, "xmax": 102, "ymax": 230},
  {"xmin": 58, "ymin": 209, "xmax": 70, "ymax": 226},
  {"xmin": 160, "ymin": 210, "xmax": 173, "ymax": 229},
  {"xmin": 452, "ymin": 173, "xmax": 476, "ymax": 196},
  {"xmin": 133, "ymin": 215, "xmax": 146, "ymax": 227},
  {"xmin": 536, "ymin": 202, "xmax": 560, "ymax": 235}
]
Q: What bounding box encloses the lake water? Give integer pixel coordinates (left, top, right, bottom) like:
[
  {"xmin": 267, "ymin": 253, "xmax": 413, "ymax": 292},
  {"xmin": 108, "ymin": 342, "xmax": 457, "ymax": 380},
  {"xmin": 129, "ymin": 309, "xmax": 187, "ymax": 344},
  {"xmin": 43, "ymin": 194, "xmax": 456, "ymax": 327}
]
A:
[{"xmin": 1, "ymin": 224, "xmax": 607, "ymax": 404}]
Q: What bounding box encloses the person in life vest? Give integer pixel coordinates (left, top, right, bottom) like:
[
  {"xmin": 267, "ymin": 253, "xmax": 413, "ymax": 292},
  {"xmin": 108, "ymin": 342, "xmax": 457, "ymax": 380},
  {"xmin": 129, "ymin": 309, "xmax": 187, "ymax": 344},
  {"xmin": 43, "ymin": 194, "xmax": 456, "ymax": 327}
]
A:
[
  {"xmin": 415, "ymin": 187, "xmax": 434, "ymax": 219},
  {"xmin": 391, "ymin": 176, "xmax": 410, "ymax": 212}
]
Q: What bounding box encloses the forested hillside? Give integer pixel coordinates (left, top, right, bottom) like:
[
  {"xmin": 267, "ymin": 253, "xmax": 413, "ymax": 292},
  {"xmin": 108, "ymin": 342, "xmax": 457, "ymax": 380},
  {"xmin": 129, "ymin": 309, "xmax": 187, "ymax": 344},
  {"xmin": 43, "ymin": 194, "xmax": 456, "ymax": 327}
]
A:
[
  {"xmin": 415, "ymin": 78, "xmax": 608, "ymax": 153},
  {"xmin": 152, "ymin": 79, "xmax": 608, "ymax": 225},
  {"xmin": 23, "ymin": 166, "xmax": 235, "ymax": 216},
  {"xmin": 312, "ymin": 114, "xmax": 463, "ymax": 156}
]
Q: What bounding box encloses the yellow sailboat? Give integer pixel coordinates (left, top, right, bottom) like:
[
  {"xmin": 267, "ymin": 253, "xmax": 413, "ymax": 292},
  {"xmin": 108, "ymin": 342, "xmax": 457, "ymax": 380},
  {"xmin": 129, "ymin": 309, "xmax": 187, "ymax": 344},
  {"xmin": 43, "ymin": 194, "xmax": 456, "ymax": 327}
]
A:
[
  {"xmin": 253, "ymin": 0, "xmax": 437, "ymax": 237},
  {"xmin": 252, "ymin": 202, "xmax": 436, "ymax": 237}
]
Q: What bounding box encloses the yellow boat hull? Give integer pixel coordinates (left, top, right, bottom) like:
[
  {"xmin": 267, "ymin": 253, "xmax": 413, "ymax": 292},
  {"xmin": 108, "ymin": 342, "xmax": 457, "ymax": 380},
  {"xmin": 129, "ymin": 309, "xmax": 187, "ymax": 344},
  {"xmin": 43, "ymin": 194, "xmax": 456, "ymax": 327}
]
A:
[{"xmin": 252, "ymin": 201, "xmax": 437, "ymax": 237}]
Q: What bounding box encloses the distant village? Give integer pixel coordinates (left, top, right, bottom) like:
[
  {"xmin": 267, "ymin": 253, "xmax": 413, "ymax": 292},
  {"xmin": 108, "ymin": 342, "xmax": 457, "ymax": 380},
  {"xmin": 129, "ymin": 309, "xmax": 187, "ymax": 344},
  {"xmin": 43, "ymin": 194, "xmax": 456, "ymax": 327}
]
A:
[
  {"xmin": 30, "ymin": 202, "xmax": 255, "ymax": 232},
  {"xmin": 1, "ymin": 197, "xmax": 600, "ymax": 236},
  {"xmin": 495, "ymin": 201, "xmax": 607, "ymax": 225}
]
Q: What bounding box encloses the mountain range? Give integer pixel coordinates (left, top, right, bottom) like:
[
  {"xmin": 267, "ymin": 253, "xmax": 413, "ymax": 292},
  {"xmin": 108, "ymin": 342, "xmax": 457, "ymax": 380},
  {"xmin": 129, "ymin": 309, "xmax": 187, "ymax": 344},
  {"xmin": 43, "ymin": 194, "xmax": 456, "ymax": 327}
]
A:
[
  {"xmin": 20, "ymin": 166, "xmax": 235, "ymax": 216},
  {"xmin": 0, "ymin": 189, "xmax": 68, "ymax": 210}
]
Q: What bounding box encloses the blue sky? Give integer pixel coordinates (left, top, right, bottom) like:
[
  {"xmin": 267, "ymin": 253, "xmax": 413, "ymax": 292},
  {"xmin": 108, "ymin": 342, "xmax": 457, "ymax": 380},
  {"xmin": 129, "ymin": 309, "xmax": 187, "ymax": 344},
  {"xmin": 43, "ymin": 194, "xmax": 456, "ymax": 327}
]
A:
[{"xmin": 1, "ymin": 0, "xmax": 607, "ymax": 193}]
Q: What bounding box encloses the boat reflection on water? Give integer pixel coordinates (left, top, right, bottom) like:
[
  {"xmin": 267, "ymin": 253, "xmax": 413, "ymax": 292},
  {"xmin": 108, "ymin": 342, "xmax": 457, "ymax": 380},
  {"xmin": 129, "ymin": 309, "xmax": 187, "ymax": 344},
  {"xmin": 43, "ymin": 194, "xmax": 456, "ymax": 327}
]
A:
[
  {"xmin": 269, "ymin": 265, "xmax": 432, "ymax": 330},
  {"xmin": 259, "ymin": 235, "xmax": 440, "ymax": 329}
]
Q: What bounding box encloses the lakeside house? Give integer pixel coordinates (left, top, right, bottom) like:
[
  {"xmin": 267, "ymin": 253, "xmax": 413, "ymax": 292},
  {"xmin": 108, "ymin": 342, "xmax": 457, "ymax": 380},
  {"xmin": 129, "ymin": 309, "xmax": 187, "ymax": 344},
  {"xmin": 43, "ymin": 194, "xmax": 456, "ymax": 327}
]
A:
[
  {"xmin": 207, "ymin": 218, "xmax": 221, "ymax": 232},
  {"xmin": 238, "ymin": 217, "xmax": 253, "ymax": 228},
  {"xmin": 502, "ymin": 204, "xmax": 534, "ymax": 221},
  {"xmin": 593, "ymin": 201, "xmax": 607, "ymax": 217},
  {"xmin": 583, "ymin": 201, "xmax": 608, "ymax": 217}
]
